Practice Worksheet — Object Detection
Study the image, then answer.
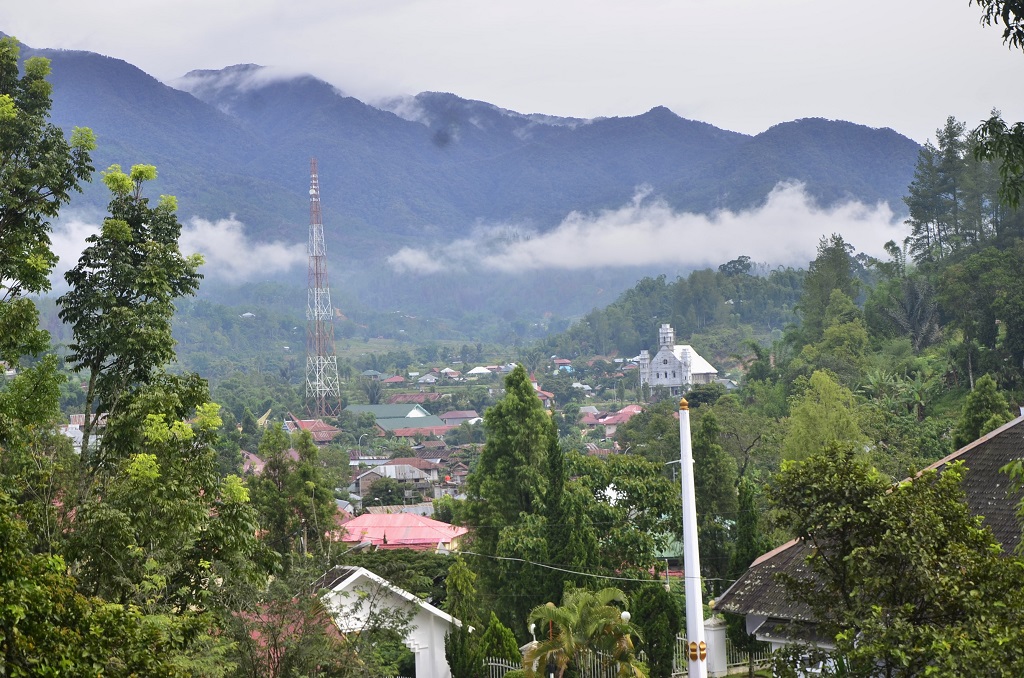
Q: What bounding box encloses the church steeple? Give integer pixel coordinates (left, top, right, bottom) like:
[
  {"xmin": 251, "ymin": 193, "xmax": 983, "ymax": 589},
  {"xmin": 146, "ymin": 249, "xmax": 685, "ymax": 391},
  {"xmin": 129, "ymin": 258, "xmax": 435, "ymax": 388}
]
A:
[{"xmin": 659, "ymin": 323, "xmax": 676, "ymax": 350}]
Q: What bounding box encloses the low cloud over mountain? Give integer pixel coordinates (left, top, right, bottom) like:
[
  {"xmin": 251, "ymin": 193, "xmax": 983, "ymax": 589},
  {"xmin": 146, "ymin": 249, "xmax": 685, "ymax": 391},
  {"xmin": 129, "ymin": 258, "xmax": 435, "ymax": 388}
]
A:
[
  {"xmin": 387, "ymin": 183, "xmax": 905, "ymax": 274},
  {"xmin": 50, "ymin": 214, "xmax": 306, "ymax": 288}
]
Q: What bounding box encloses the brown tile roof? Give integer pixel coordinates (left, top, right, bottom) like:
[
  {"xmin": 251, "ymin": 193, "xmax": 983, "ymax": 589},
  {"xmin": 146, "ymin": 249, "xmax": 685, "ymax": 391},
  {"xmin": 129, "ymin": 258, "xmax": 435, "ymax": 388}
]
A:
[
  {"xmin": 286, "ymin": 413, "xmax": 341, "ymax": 443},
  {"xmin": 439, "ymin": 410, "xmax": 479, "ymax": 421},
  {"xmin": 385, "ymin": 457, "xmax": 441, "ymax": 471},
  {"xmin": 390, "ymin": 425, "xmax": 456, "ymax": 438},
  {"xmin": 386, "ymin": 393, "xmax": 443, "ymax": 404},
  {"xmin": 715, "ymin": 416, "xmax": 1024, "ymax": 622},
  {"xmin": 415, "ymin": 450, "xmax": 450, "ymax": 463}
]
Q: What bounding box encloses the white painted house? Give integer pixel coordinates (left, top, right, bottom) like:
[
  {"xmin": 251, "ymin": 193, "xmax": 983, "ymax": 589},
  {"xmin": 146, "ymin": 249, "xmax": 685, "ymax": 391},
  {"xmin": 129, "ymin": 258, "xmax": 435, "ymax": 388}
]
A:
[
  {"xmin": 321, "ymin": 566, "xmax": 462, "ymax": 678},
  {"xmin": 638, "ymin": 324, "xmax": 718, "ymax": 396}
]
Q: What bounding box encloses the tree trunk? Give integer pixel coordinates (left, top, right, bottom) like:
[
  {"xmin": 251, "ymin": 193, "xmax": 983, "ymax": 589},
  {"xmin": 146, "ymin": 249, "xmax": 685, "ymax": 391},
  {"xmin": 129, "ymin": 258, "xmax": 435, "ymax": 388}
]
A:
[{"xmin": 79, "ymin": 367, "xmax": 98, "ymax": 468}]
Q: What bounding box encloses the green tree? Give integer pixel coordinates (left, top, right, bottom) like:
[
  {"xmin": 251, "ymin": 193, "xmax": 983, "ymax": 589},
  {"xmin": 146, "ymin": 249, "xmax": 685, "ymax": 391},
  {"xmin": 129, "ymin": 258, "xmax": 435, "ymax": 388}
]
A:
[
  {"xmin": 246, "ymin": 424, "xmax": 336, "ymax": 557},
  {"xmin": 726, "ymin": 477, "xmax": 770, "ymax": 677},
  {"xmin": 792, "ymin": 290, "xmax": 869, "ymax": 387},
  {"xmin": 544, "ymin": 417, "xmax": 598, "ymax": 604},
  {"xmin": 224, "ymin": 555, "xmax": 409, "ymax": 678},
  {"xmin": 692, "ymin": 411, "xmax": 739, "ymax": 591},
  {"xmin": 614, "ymin": 399, "xmax": 679, "ymax": 465},
  {"xmin": 692, "ymin": 411, "xmax": 739, "ymax": 519},
  {"xmin": 433, "ymin": 493, "xmax": 459, "ymax": 524},
  {"xmin": 768, "ymin": 448, "xmax": 1024, "ymax": 677},
  {"xmin": 66, "ymin": 391, "xmax": 259, "ymax": 611},
  {"xmin": 58, "ymin": 164, "xmax": 203, "ymax": 470},
  {"xmin": 466, "ymin": 364, "xmax": 549, "ymax": 546},
  {"xmin": 524, "ymin": 588, "xmax": 645, "ymax": 678},
  {"xmin": 566, "ymin": 453, "xmax": 680, "ymax": 577},
  {"xmin": 796, "ymin": 234, "xmax": 859, "ymax": 343},
  {"xmin": 0, "ymin": 36, "xmax": 94, "ymax": 363},
  {"xmin": 864, "ymin": 273, "xmax": 941, "ymax": 352},
  {"xmin": 973, "ymin": 1, "xmax": 1024, "ymax": 207},
  {"xmin": 782, "ymin": 371, "xmax": 864, "ymax": 462},
  {"xmin": 361, "ymin": 377, "xmax": 383, "ymax": 404},
  {"xmin": 363, "ymin": 476, "xmax": 408, "ymax": 507},
  {"xmin": 0, "ymin": 490, "xmax": 212, "ymax": 677},
  {"xmin": 952, "ymin": 373, "xmax": 1014, "ymax": 447},
  {"xmin": 479, "ymin": 612, "xmax": 522, "ymax": 664},
  {"xmin": 631, "ymin": 585, "xmax": 680, "ymax": 678},
  {"xmin": 709, "ymin": 393, "xmax": 780, "ymax": 480},
  {"xmin": 444, "ymin": 556, "xmax": 483, "ymax": 678}
]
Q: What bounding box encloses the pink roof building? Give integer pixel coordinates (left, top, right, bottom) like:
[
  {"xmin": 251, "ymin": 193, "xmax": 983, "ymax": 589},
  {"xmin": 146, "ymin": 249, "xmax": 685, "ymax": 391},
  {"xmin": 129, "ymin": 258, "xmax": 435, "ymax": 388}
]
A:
[{"xmin": 336, "ymin": 513, "xmax": 468, "ymax": 552}]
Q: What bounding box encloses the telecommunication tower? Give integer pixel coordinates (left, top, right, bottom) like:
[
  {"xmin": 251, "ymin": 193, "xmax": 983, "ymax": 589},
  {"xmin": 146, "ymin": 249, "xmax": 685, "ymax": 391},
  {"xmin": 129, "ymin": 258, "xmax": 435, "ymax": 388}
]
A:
[{"xmin": 305, "ymin": 158, "xmax": 342, "ymax": 417}]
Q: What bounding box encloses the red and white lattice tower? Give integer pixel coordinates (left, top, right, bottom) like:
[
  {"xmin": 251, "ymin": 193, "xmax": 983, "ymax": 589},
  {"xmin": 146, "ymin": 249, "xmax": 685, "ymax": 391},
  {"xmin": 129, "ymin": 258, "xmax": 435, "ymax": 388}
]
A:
[{"xmin": 305, "ymin": 158, "xmax": 342, "ymax": 417}]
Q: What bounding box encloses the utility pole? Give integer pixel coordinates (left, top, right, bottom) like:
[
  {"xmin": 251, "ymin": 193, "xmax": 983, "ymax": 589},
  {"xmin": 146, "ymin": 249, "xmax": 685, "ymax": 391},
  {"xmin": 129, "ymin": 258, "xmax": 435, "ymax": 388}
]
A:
[
  {"xmin": 305, "ymin": 157, "xmax": 342, "ymax": 417},
  {"xmin": 679, "ymin": 397, "xmax": 707, "ymax": 677}
]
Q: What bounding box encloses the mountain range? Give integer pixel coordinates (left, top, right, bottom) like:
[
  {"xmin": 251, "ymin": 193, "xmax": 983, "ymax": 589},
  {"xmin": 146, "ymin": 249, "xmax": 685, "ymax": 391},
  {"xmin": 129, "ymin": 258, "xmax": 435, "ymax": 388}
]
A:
[{"xmin": 14, "ymin": 35, "xmax": 924, "ymax": 325}]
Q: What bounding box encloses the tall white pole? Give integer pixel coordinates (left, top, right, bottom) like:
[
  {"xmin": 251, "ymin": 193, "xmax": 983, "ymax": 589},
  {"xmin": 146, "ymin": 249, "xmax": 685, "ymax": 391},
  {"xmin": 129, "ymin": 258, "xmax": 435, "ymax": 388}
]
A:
[{"xmin": 678, "ymin": 397, "xmax": 707, "ymax": 678}]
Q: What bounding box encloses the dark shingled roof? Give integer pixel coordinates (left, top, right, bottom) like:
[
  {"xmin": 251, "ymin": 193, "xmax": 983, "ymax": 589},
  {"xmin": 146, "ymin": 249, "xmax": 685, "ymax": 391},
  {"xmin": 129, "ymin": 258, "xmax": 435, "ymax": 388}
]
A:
[{"xmin": 716, "ymin": 415, "xmax": 1024, "ymax": 622}]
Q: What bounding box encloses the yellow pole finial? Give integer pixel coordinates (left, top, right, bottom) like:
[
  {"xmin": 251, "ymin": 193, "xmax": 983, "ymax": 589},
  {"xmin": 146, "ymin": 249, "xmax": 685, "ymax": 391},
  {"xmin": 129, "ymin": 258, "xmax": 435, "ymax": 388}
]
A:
[{"xmin": 679, "ymin": 397, "xmax": 689, "ymax": 411}]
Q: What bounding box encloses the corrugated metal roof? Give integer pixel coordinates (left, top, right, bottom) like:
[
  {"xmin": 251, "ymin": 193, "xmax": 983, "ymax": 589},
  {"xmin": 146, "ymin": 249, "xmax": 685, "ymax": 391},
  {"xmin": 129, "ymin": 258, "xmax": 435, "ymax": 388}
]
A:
[{"xmin": 338, "ymin": 512, "xmax": 467, "ymax": 549}]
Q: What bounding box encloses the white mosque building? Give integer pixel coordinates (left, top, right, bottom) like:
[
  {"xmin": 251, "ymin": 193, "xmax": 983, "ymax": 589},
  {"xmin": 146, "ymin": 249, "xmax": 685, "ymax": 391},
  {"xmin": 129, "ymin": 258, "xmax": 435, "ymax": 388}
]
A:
[{"xmin": 637, "ymin": 324, "xmax": 718, "ymax": 396}]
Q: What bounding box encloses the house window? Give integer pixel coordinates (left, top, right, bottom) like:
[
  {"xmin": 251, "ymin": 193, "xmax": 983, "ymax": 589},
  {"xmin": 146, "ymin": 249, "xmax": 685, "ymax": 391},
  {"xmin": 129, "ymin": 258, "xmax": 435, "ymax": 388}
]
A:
[
  {"xmin": 672, "ymin": 371, "xmax": 676, "ymax": 378},
  {"xmin": 663, "ymin": 359, "xmax": 669, "ymax": 364}
]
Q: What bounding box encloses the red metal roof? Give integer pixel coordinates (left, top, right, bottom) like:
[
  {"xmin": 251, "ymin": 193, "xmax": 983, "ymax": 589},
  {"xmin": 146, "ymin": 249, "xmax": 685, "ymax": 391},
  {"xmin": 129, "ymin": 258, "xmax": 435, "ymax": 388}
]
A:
[{"xmin": 337, "ymin": 513, "xmax": 467, "ymax": 549}]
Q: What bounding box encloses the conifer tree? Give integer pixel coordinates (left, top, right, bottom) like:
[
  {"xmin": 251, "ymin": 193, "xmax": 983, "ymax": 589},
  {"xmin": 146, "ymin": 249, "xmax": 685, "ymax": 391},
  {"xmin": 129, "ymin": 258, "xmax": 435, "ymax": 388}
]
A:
[
  {"xmin": 952, "ymin": 373, "xmax": 1014, "ymax": 448},
  {"xmin": 464, "ymin": 364, "xmax": 552, "ymax": 636}
]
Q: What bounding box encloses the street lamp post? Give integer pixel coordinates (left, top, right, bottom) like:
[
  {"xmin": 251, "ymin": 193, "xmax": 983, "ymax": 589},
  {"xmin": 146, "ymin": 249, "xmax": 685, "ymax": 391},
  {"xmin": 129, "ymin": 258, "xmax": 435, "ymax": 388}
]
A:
[{"xmin": 358, "ymin": 433, "xmax": 368, "ymax": 455}]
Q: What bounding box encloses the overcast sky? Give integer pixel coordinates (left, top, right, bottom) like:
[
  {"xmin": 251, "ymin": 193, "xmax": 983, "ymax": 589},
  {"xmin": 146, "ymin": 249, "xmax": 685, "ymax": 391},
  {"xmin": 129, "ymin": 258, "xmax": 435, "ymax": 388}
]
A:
[{"xmin": 3, "ymin": 0, "xmax": 1022, "ymax": 144}]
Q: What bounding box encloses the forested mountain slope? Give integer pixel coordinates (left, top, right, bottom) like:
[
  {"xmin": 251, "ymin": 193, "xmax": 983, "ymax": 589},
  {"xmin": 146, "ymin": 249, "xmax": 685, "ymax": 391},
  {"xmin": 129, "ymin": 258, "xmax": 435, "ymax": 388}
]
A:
[{"xmin": 19, "ymin": 39, "xmax": 921, "ymax": 262}]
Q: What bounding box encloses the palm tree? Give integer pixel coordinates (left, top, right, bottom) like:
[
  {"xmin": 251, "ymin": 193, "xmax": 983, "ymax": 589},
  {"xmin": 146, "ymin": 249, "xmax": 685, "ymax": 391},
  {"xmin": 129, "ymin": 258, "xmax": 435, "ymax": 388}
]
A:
[
  {"xmin": 524, "ymin": 588, "xmax": 647, "ymax": 678},
  {"xmin": 361, "ymin": 377, "xmax": 383, "ymax": 405}
]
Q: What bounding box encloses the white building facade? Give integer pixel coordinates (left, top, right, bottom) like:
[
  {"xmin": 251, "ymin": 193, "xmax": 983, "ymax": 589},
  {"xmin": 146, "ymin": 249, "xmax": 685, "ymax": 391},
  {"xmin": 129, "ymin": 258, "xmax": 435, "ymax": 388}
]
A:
[{"xmin": 638, "ymin": 324, "xmax": 718, "ymax": 396}]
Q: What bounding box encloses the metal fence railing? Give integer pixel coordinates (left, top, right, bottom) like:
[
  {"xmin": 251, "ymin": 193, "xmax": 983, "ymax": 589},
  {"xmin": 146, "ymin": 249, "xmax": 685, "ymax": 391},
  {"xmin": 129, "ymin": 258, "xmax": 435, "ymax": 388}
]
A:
[
  {"xmin": 725, "ymin": 637, "xmax": 773, "ymax": 670},
  {"xmin": 485, "ymin": 657, "xmax": 520, "ymax": 678}
]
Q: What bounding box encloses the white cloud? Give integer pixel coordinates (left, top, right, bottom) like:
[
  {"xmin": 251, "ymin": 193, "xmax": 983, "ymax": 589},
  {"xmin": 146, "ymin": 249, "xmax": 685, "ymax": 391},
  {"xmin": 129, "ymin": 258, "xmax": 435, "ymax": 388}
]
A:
[
  {"xmin": 50, "ymin": 215, "xmax": 102, "ymax": 286},
  {"xmin": 48, "ymin": 213, "xmax": 306, "ymax": 287},
  {"xmin": 179, "ymin": 216, "xmax": 306, "ymax": 282},
  {"xmin": 386, "ymin": 183, "xmax": 908, "ymax": 274},
  {"xmin": 173, "ymin": 63, "xmax": 315, "ymax": 97}
]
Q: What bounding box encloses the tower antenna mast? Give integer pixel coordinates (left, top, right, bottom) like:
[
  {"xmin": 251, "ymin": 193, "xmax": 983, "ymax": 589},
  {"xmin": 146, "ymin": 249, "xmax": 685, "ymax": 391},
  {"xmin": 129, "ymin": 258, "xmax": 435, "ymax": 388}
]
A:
[{"xmin": 305, "ymin": 157, "xmax": 342, "ymax": 417}]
